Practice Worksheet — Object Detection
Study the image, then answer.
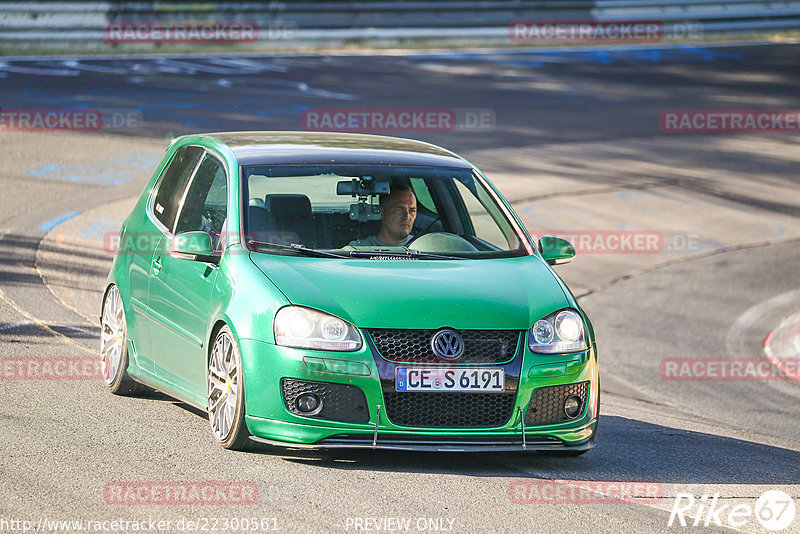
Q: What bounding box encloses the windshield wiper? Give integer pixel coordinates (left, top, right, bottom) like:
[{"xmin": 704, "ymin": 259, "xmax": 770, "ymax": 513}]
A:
[
  {"xmin": 349, "ymin": 250, "xmax": 463, "ymax": 260},
  {"xmin": 247, "ymin": 241, "xmax": 347, "ymax": 258}
]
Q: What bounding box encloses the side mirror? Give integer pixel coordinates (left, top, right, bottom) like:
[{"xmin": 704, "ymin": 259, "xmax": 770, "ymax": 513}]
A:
[
  {"xmin": 170, "ymin": 231, "xmax": 218, "ymax": 262},
  {"xmin": 538, "ymin": 236, "xmax": 575, "ymax": 265}
]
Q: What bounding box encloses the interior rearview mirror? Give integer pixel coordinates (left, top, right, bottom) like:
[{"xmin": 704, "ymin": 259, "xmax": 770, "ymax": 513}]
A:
[{"xmin": 336, "ymin": 176, "xmax": 390, "ymax": 196}]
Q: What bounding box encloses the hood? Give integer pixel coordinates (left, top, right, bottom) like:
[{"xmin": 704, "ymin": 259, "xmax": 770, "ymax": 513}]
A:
[{"xmin": 249, "ymin": 254, "xmax": 569, "ymax": 330}]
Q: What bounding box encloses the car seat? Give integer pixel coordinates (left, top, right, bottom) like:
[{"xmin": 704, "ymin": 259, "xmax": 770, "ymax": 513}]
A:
[{"xmin": 264, "ymin": 194, "xmax": 316, "ymax": 247}]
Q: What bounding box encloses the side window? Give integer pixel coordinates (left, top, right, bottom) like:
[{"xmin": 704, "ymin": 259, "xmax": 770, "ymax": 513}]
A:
[
  {"xmin": 410, "ymin": 177, "xmax": 437, "ymax": 214},
  {"xmin": 453, "ymin": 178, "xmax": 518, "ymax": 249},
  {"xmin": 174, "ymin": 154, "xmax": 228, "ymax": 249},
  {"xmin": 152, "ymin": 146, "xmax": 204, "ymax": 231}
]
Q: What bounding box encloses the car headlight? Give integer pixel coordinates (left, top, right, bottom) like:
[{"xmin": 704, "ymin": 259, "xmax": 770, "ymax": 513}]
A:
[
  {"xmin": 529, "ymin": 309, "xmax": 588, "ymax": 354},
  {"xmin": 274, "ymin": 306, "xmax": 362, "ymax": 351}
]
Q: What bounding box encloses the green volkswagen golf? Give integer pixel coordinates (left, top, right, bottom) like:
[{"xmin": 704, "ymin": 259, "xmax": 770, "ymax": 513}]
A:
[{"xmin": 101, "ymin": 131, "xmax": 598, "ymax": 454}]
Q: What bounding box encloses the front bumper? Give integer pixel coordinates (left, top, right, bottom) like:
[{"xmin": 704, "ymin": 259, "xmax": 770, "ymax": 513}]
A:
[
  {"xmin": 240, "ymin": 337, "xmax": 599, "ymax": 451},
  {"xmin": 247, "ymin": 419, "xmax": 597, "ymax": 452}
]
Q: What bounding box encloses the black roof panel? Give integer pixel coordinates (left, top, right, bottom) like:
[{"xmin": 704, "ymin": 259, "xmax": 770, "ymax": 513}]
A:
[{"xmin": 201, "ymin": 131, "xmax": 472, "ymax": 168}]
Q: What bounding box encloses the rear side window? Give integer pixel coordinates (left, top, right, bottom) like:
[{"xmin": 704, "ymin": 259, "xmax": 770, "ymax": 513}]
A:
[{"xmin": 152, "ymin": 145, "xmax": 203, "ymax": 231}]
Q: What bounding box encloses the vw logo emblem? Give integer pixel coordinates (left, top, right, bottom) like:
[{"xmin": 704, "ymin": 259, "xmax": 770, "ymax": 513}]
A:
[{"xmin": 431, "ymin": 329, "xmax": 465, "ymax": 359}]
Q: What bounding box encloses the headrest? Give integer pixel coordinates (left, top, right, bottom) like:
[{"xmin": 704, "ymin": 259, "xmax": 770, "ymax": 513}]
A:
[{"xmin": 265, "ymin": 194, "xmax": 312, "ymax": 219}]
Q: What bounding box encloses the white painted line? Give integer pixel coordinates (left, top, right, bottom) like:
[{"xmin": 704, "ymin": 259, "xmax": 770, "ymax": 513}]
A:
[
  {"xmin": 725, "ymin": 288, "xmax": 800, "ymax": 360},
  {"xmin": 0, "ymin": 321, "xmax": 31, "ymax": 332},
  {"xmin": 0, "ymin": 39, "xmax": 792, "ymax": 62},
  {"xmin": 726, "ymin": 289, "xmax": 800, "ymax": 392},
  {"xmin": 764, "ymin": 309, "xmax": 800, "ymax": 383},
  {"xmin": 59, "ymin": 59, "xmax": 130, "ymax": 75},
  {"xmin": 0, "ymin": 60, "xmax": 79, "ymax": 76},
  {"xmin": 52, "ymin": 323, "xmax": 99, "ymax": 336},
  {"xmin": 0, "ymin": 288, "xmax": 94, "ymax": 354}
]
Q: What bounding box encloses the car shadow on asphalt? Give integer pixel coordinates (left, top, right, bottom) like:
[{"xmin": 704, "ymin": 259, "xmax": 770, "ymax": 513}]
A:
[
  {"xmin": 159, "ymin": 392, "xmax": 800, "ymax": 484},
  {"xmin": 257, "ymin": 416, "xmax": 800, "ymax": 484}
]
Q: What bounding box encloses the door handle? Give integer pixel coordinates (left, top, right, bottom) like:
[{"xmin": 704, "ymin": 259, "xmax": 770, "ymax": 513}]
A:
[{"xmin": 152, "ymin": 257, "xmax": 162, "ymax": 276}]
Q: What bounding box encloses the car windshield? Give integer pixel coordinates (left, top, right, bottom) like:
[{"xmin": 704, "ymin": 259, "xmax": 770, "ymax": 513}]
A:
[{"xmin": 242, "ymin": 165, "xmax": 529, "ymax": 259}]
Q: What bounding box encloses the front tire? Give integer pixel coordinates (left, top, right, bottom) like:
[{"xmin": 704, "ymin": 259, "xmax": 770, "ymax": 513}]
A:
[
  {"xmin": 100, "ymin": 285, "xmax": 144, "ymax": 396},
  {"xmin": 207, "ymin": 326, "xmax": 251, "ymax": 450}
]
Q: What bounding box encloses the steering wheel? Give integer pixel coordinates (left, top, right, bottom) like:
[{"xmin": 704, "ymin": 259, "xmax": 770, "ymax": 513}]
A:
[
  {"xmin": 203, "ymin": 209, "xmax": 226, "ymax": 233},
  {"xmin": 415, "ymin": 214, "xmax": 441, "ymax": 236},
  {"xmin": 408, "ymin": 232, "xmax": 479, "ymax": 253}
]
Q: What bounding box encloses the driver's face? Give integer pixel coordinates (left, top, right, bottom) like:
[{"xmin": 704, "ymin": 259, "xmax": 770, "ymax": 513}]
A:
[{"xmin": 379, "ymin": 189, "xmax": 417, "ymax": 244}]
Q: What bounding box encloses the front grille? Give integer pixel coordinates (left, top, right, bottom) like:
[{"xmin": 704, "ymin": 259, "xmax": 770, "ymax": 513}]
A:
[
  {"xmin": 281, "ymin": 379, "xmax": 369, "ymax": 423},
  {"xmin": 368, "ymin": 329, "xmax": 520, "ymax": 364},
  {"xmin": 525, "ymin": 382, "xmax": 589, "ymax": 426},
  {"xmin": 383, "ymin": 392, "xmax": 516, "ymax": 428}
]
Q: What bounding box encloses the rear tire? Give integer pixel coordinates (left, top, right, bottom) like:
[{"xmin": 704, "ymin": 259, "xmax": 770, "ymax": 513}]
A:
[
  {"xmin": 207, "ymin": 326, "xmax": 252, "ymax": 450},
  {"xmin": 100, "ymin": 285, "xmax": 145, "ymax": 396}
]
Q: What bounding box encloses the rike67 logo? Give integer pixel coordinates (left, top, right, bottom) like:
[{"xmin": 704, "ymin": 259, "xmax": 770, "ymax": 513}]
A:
[{"xmin": 669, "ymin": 490, "xmax": 796, "ymax": 531}]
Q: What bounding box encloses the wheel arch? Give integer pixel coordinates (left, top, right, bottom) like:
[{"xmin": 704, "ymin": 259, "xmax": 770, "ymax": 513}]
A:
[
  {"xmin": 206, "ymin": 314, "xmax": 248, "ymax": 361},
  {"xmin": 100, "ymin": 282, "xmax": 116, "ymax": 323},
  {"xmin": 207, "ymin": 319, "xmax": 230, "ymax": 362}
]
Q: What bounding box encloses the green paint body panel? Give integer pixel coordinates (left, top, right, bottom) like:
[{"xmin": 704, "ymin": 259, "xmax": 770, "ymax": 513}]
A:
[
  {"xmin": 248, "ymin": 254, "xmax": 568, "ymax": 330},
  {"xmin": 104, "ymin": 132, "xmax": 599, "ymax": 450}
]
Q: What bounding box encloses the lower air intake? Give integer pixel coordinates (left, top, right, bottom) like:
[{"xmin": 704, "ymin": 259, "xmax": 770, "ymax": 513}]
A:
[
  {"xmin": 281, "ymin": 379, "xmax": 369, "ymax": 423},
  {"xmin": 525, "ymin": 382, "xmax": 589, "ymax": 425}
]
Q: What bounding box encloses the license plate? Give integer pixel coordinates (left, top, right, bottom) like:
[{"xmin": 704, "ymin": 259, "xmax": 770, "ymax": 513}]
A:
[{"xmin": 395, "ymin": 368, "xmax": 505, "ymax": 392}]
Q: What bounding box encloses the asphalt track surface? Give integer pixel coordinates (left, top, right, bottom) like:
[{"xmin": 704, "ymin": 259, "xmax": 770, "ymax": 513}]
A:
[{"xmin": 1, "ymin": 43, "xmax": 799, "ymax": 534}]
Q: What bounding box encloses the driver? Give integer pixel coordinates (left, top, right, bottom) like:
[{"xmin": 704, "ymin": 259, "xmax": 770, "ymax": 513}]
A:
[{"xmin": 350, "ymin": 185, "xmax": 417, "ymax": 247}]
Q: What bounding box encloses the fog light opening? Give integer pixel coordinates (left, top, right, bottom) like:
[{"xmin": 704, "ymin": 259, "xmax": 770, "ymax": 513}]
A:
[
  {"xmin": 564, "ymin": 395, "xmax": 582, "ymax": 419},
  {"xmin": 296, "ymin": 393, "xmax": 323, "ymax": 416}
]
